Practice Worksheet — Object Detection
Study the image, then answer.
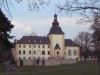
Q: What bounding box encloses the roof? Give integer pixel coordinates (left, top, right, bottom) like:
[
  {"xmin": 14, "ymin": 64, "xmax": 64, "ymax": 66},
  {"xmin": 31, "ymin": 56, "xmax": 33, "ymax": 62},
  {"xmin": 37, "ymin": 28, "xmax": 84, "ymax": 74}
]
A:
[
  {"xmin": 54, "ymin": 44, "xmax": 61, "ymax": 49},
  {"xmin": 48, "ymin": 14, "xmax": 64, "ymax": 35},
  {"xmin": 16, "ymin": 36, "xmax": 50, "ymax": 44},
  {"xmin": 48, "ymin": 26, "xmax": 64, "ymax": 35},
  {"xmin": 65, "ymin": 39, "xmax": 80, "ymax": 47}
]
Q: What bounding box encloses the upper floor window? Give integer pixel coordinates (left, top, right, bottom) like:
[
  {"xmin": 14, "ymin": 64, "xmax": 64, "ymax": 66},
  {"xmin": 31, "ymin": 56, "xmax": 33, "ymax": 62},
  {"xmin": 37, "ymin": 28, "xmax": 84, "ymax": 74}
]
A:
[
  {"xmin": 48, "ymin": 45, "xmax": 50, "ymax": 48},
  {"xmin": 19, "ymin": 50, "xmax": 21, "ymax": 54},
  {"xmin": 29, "ymin": 45, "xmax": 31, "ymax": 48},
  {"xmin": 34, "ymin": 45, "xmax": 36, "ymax": 48},
  {"xmin": 23, "ymin": 50, "xmax": 25, "ymax": 54},
  {"xmin": 29, "ymin": 51, "xmax": 31, "ymax": 54},
  {"xmin": 34, "ymin": 51, "xmax": 36, "ymax": 54},
  {"xmin": 19, "ymin": 45, "xmax": 21, "ymax": 48},
  {"xmin": 43, "ymin": 45, "xmax": 44, "ymax": 48},
  {"xmin": 38, "ymin": 45, "xmax": 40, "ymax": 48},
  {"xmin": 68, "ymin": 49, "xmax": 71, "ymax": 56},
  {"xmin": 48, "ymin": 51, "xmax": 50, "ymax": 55},
  {"xmin": 23, "ymin": 45, "xmax": 25, "ymax": 48},
  {"xmin": 73, "ymin": 49, "xmax": 77, "ymax": 56}
]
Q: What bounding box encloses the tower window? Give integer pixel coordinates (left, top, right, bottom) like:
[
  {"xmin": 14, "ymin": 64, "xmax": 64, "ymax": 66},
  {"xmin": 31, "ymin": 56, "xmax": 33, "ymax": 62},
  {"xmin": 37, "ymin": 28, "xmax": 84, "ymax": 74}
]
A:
[{"xmin": 57, "ymin": 52, "xmax": 59, "ymax": 55}]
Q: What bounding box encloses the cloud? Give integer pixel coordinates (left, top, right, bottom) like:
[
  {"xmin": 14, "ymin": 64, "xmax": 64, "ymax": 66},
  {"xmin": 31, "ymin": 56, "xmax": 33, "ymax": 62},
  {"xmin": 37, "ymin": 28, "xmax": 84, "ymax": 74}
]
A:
[{"xmin": 11, "ymin": 16, "xmax": 90, "ymax": 40}]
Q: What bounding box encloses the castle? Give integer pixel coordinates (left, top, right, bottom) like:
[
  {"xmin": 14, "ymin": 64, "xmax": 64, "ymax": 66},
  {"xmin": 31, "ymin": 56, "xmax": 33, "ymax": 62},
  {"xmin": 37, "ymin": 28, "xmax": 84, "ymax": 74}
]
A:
[{"xmin": 13, "ymin": 14, "xmax": 80, "ymax": 66}]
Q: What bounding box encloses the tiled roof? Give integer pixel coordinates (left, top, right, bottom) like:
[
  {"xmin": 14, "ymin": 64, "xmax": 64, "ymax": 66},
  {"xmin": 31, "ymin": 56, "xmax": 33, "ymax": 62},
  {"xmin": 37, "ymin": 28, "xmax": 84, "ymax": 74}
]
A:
[
  {"xmin": 48, "ymin": 14, "xmax": 64, "ymax": 35},
  {"xmin": 48, "ymin": 26, "xmax": 64, "ymax": 35},
  {"xmin": 65, "ymin": 39, "xmax": 80, "ymax": 47},
  {"xmin": 16, "ymin": 36, "xmax": 50, "ymax": 44},
  {"xmin": 54, "ymin": 44, "xmax": 61, "ymax": 49}
]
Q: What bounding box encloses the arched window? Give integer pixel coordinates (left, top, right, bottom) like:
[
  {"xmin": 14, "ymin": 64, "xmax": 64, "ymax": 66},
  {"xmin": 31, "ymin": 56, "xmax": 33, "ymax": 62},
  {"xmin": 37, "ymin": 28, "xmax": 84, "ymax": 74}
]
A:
[
  {"xmin": 42, "ymin": 51, "xmax": 45, "ymax": 55},
  {"xmin": 68, "ymin": 49, "xmax": 71, "ymax": 56},
  {"xmin": 73, "ymin": 49, "xmax": 77, "ymax": 56}
]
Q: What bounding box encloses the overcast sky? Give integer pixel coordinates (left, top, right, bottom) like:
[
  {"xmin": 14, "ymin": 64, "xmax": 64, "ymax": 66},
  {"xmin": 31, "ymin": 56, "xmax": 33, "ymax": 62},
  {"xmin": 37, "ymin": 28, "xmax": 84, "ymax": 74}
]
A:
[{"xmin": 1, "ymin": 0, "xmax": 90, "ymax": 41}]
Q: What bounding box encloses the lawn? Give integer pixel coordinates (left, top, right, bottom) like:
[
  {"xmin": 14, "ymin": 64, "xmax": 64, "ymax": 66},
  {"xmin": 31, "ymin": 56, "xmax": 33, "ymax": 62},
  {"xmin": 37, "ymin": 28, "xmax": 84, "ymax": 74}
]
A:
[{"xmin": 0, "ymin": 61, "xmax": 99, "ymax": 75}]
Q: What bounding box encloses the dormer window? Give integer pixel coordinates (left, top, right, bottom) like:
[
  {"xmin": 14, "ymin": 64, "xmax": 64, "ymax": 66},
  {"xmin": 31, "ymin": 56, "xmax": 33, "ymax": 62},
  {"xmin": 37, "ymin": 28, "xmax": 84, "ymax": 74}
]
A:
[
  {"xmin": 28, "ymin": 40, "xmax": 30, "ymax": 43},
  {"xmin": 34, "ymin": 40, "xmax": 36, "ymax": 43}
]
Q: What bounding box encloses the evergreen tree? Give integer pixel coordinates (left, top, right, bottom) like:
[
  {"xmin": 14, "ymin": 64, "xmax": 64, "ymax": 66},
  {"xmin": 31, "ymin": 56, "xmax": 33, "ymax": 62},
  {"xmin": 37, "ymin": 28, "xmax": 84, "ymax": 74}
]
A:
[{"xmin": 0, "ymin": 9, "xmax": 14, "ymax": 62}]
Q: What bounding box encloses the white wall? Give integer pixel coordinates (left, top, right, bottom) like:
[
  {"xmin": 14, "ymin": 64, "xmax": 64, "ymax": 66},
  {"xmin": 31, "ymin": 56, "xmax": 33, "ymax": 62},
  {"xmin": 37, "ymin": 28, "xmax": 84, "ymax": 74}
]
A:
[{"xmin": 65, "ymin": 46, "xmax": 80, "ymax": 59}]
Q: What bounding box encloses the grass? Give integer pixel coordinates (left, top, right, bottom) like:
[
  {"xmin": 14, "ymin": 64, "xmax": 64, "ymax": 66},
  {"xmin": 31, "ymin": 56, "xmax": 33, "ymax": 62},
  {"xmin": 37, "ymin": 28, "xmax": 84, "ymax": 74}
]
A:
[{"xmin": 0, "ymin": 61, "xmax": 99, "ymax": 75}]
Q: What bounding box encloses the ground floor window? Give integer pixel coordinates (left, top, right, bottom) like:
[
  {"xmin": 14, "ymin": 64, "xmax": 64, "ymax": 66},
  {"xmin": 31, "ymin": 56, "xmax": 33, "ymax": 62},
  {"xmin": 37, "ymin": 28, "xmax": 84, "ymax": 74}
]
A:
[{"xmin": 68, "ymin": 49, "xmax": 71, "ymax": 56}]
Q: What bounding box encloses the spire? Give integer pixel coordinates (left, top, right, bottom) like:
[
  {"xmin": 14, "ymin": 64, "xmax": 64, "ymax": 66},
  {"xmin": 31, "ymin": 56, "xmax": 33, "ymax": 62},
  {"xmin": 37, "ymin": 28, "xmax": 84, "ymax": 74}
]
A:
[
  {"xmin": 48, "ymin": 14, "xmax": 64, "ymax": 35},
  {"xmin": 52, "ymin": 14, "xmax": 59, "ymax": 27}
]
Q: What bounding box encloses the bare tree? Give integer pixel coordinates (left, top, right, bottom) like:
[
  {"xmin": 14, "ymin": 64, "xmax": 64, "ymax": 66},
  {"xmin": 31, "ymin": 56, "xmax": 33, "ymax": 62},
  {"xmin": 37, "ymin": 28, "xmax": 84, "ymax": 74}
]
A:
[
  {"xmin": 74, "ymin": 31, "xmax": 92, "ymax": 61},
  {"xmin": 57, "ymin": 0, "xmax": 100, "ymax": 23},
  {"xmin": 0, "ymin": 0, "xmax": 50, "ymax": 11}
]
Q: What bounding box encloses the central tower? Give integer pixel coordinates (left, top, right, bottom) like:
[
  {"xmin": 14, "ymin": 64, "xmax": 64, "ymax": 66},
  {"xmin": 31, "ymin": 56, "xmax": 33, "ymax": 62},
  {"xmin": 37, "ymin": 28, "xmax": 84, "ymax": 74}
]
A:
[{"xmin": 48, "ymin": 14, "xmax": 65, "ymax": 58}]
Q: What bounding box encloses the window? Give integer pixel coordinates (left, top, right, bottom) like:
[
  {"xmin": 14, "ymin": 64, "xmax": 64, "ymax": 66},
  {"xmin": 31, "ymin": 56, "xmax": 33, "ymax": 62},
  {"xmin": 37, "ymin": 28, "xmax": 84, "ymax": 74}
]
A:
[
  {"xmin": 48, "ymin": 45, "xmax": 50, "ymax": 48},
  {"xmin": 57, "ymin": 52, "xmax": 59, "ymax": 54},
  {"xmin": 19, "ymin": 45, "xmax": 21, "ymax": 48},
  {"xmin": 38, "ymin": 45, "xmax": 40, "ymax": 48},
  {"xmin": 73, "ymin": 49, "xmax": 77, "ymax": 56},
  {"xmin": 48, "ymin": 51, "xmax": 50, "ymax": 55},
  {"xmin": 29, "ymin": 57, "xmax": 31, "ymax": 59},
  {"xmin": 19, "ymin": 50, "xmax": 21, "ymax": 54},
  {"xmin": 23, "ymin": 50, "xmax": 25, "ymax": 54},
  {"xmin": 19, "ymin": 57, "xmax": 21, "ymax": 59},
  {"xmin": 23, "ymin": 45, "xmax": 25, "ymax": 48},
  {"xmin": 64, "ymin": 52, "xmax": 66, "ymax": 55},
  {"xmin": 43, "ymin": 45, "xmax": 44, "ymax": 48},
  {"xmin": 34, "ymin": 51, "xmax": 36, "ymax": 54},
  {"xmin": 23, "ymin": 57, "xmax": 25, "ymax": 59},
  {"xmin": 42, "ymin": 51, "xmax": 45, "ymax": 55},
  {"xmin": 68, "ymin": 49, "xmax": 71, "ymax": 56},
  {"xmin": 29, "ymin": 45, "xmax": 31, "ymax": 48},
  {"xmin": 29, "ymin": 51, "xmax": 31, "ymax": 54},
  {"xmin": 34, "ymin": 45, "xmax": 36, "ymax": 48}
]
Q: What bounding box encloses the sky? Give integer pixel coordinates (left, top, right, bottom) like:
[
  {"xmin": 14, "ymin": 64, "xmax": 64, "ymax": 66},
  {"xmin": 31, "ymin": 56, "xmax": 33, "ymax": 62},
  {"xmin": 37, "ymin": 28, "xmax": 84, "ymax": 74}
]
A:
[{"xmin": 1, "ymin": 0, "xmax": 90, "ymax": 42}]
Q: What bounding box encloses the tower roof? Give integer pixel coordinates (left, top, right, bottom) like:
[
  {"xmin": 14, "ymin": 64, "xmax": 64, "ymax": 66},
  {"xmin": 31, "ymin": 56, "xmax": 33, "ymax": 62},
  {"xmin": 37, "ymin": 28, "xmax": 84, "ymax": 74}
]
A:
[
  {"xmin": 52, "ymin": 13, "xmax": 59, "ymax": 27},
  {"xmin": 48, "ymin": 14, "xmax": 64, "ymax": 35},
  {"xmin": 54, "ymin": 44, "xmax": 61, "ymax": 50}
]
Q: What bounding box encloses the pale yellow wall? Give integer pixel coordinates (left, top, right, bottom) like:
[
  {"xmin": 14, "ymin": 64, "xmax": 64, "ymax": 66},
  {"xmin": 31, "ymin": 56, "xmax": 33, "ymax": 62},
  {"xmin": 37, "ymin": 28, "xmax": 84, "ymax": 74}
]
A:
[
  {"xmin": 15, "ymin": 44, "xmax": 50, "ymax": 60},
  {"xmin": 49, "ymin": 34, "xmax": 65, "ymax": 57},
  {"xmin": 65, "ymin": 46, "xmax": 80, "ymax": 59}
]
